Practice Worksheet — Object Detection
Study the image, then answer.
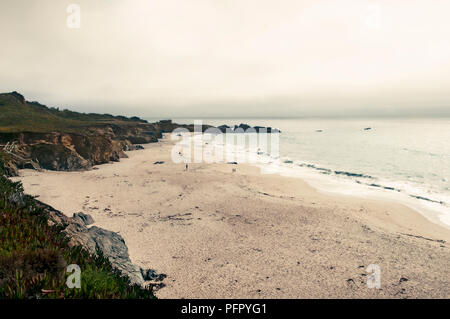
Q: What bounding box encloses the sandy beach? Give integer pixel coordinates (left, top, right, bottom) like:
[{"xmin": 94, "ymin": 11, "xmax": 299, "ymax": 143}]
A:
[{"xmin": 13, "ymin": 136, "xmax": 450, "ymax": 298}]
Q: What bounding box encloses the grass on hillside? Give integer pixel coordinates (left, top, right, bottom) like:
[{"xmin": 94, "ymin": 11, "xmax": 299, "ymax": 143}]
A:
[
  {"xmin": 0, "ymin": 155, "xmax": 155, "ymax": 299},
  {"xmin": 0, "ymin": 92, "xmax": 147, "ymax": 133}
]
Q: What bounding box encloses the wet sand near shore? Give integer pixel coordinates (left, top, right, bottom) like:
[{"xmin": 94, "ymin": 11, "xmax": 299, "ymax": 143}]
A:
[{"xmin": 13, "ymin": 137, "xmax": 450, "ymax": 298}]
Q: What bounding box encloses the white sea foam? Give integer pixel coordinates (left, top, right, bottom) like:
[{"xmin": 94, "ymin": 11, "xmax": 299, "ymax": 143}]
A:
[{"xmin": 167, "ymin": 118, "xmax": 450, "ymax": 229}]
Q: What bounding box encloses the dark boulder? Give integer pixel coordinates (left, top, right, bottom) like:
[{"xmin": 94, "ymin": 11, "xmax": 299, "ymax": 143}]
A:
[
  {"xmin": 218, "ymin": 125, "xmax": 231, "ymax": 133},
  {"xmin": 237, "ymin": 123, "xmax": 251, "ymax": 131},
  {"xmin": 140, "ymin": 268, "xmax": 167, "ymax": 281},
  {"xmin": 73, "ymin": 212, "xmax": 95, "ymax": 225},
  {"xmin": 265, "ymin": 127, "xmax": 280, "ymax": 133}
]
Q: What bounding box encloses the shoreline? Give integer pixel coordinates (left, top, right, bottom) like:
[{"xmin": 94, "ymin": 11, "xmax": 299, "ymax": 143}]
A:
[
  {"xmin": 187, "ymin": 130, "xmax": 450, "ymax": 231},
  {"xmin": 276, "ymin": 167, "xmax": 450, "ymax": 232},
  {"xmin": 261, "ymin": 163, "xmax": 450, "ymax": 232},
  {"xmin": 12, "ymin": 135, "xmax": 450, "ymax": 298}
]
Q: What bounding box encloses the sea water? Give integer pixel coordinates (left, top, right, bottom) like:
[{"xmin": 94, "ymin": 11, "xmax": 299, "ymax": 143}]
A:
[{"xmin": 149, "ymin": 118, "xmax": 450, "ymax": 228}]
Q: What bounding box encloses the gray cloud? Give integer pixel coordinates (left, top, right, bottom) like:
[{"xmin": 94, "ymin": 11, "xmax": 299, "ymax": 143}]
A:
[{"xmin": 1, "ymin": 0, "xmax": 450, "ymax": 117}]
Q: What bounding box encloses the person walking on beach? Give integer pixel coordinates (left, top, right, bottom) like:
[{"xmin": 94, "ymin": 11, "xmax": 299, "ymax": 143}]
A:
[{"xmin": 185, "ymin": 164, "xmax": 189, "ymax": 171}]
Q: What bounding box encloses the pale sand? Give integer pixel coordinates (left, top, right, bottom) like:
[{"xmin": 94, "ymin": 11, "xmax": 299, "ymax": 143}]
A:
[{"xmin": 13, "ymin": 136, "xmax": 450, "ymax": 298}]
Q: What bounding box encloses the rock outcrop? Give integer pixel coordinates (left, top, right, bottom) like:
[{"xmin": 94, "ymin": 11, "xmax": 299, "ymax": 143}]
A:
[
  {"xmin": 73, "ymin": 212, "xmax": 95, "ymax": 226},
  {"xmin": 0, "ymin": 124, "xmax": 161, "ymax": 171},
  {"xmin": 9, "ymin": 91, "xmax": 26, "ymax": 104},
  {"xmin": 40, "ymin": 202, "xmax": 149, "ymax": 286},
  {"xmin": 217, "ymin": 123, "xmax": 281, "ymax": 133},
  {"xmin": 1, "ymin": 92, "xmax": 282, "ymax": 173},
  {"xmin": 88, "ymin": 226, "xmax": 144, "ymax": 286}
]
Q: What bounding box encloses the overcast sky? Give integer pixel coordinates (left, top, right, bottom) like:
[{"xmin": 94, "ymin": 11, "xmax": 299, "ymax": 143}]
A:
[{"xmin": 1, "ymin": 0, "xmax": 450, "ymax": 118}]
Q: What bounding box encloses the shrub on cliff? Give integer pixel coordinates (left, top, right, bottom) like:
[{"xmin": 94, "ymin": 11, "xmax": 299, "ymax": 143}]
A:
[
  {"xmin": 0, "ymin": 157, "xmax": 154, "ymax": 299},
  {"xmin": 0, "ymin": 91, "xmax": 148, "ymax": 133}
]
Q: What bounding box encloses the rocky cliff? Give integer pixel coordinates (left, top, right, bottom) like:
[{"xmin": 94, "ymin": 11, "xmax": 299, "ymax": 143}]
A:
[
  {"xmin": 0, "ymin": 92, "xmax": 280, "ymax": 173},
  {"xmin": 0, "ymin": 125, "xmax": 160, "ymax": 171}
]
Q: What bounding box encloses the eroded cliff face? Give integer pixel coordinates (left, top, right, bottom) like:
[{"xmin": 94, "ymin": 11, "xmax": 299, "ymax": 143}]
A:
[
  {"xmin": 0, "ymin": 91, "xmax": 222, "ymax": 173},
  {"xmin": 0, "ymin": 123, "xmax": 163, "ymax": 171}
]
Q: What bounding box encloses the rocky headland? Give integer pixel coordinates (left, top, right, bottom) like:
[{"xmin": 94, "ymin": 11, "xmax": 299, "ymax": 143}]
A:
[{"xmin": 0, "ymin": 92, "xmax": 278, "ymax": 175}]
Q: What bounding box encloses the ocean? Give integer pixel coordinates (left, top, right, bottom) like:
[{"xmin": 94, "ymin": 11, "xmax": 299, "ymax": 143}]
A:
[{"xmin": 148, "ymin": 118, "xmax": 450, "ymax": 228}]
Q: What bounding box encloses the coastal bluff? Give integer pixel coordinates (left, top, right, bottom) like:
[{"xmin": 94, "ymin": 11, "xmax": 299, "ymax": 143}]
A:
[
  {"xmin": 0, "ymin": 92, "xmax": 208, "ymax": 174},
  {"xmin": 0, "ymin": 92, "xmax": 279, "ymax": 175}
]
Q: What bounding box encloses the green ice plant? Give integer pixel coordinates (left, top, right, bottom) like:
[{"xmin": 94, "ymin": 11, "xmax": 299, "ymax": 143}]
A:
[{"xmin": 0, "ymin": 154, "xmax": 155, "ymax": 299}]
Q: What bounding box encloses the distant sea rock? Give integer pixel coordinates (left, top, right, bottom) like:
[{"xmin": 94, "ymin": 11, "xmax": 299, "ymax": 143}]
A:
[{"xmin": 217, "ymin": 123, "xmax": 281, "ymax": 134}]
